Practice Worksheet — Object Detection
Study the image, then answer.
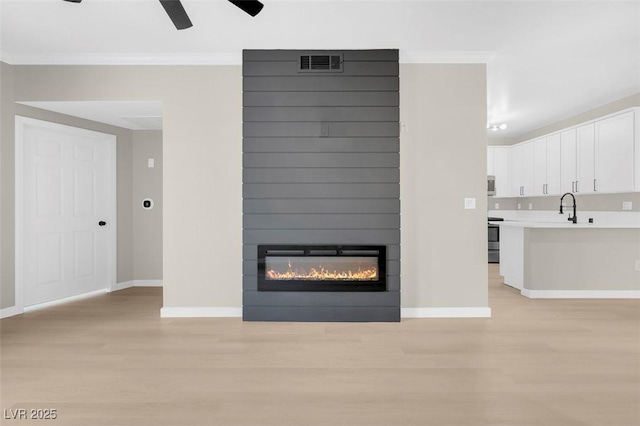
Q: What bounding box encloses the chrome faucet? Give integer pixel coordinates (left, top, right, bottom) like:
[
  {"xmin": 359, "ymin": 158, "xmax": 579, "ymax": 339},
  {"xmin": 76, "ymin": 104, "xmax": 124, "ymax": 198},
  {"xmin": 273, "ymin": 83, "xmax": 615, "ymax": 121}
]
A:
[{"xmin": 559, "ymin": 193, "xmax": 577, "ymax": 224}]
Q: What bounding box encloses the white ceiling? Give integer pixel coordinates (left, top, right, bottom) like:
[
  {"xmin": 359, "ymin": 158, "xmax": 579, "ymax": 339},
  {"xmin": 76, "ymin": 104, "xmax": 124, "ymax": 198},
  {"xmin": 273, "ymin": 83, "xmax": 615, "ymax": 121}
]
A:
[
  {"xmin": 17, "ymin": 100, "xmax": 163, "ymax": 130},
  {"xmin": 1, "ymin": 0, "xmax": 639, "ymax": 137}
]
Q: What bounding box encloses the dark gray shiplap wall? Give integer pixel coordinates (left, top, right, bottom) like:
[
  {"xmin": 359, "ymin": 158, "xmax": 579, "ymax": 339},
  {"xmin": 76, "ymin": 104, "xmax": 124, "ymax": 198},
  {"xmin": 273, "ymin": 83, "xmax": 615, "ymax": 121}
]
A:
[{"xmin": 242, "ymin": 50, "xmax": 400, "ymax": 322}]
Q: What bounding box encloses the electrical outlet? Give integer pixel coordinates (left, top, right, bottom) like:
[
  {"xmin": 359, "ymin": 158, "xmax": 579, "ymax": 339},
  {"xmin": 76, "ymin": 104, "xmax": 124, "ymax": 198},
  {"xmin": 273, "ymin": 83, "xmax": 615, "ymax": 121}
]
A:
[
  {"xmin": 517, "ymin": 203, "xmax": 521, "ymax": 210},
  {"xmin": 636, "ymin": 260, "xmax": 640, "ymax": 272},
  {"xmin": 528, "ymin": 203, "xmax": 533, "ymax": 210},
  {"xmin": 622, "ymin": 201, "xmax": 633, "ymax": 211},
  {"xmin": 494, "ymin": 202, "xmax": 500, "ymax": 210}
]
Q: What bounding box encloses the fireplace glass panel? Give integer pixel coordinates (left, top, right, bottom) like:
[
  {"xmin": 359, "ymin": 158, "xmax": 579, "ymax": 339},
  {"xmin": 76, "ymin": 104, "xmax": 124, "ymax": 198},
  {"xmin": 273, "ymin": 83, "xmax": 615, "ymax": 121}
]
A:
[
  {"xmin": 257, "ymin": 245, "xmax": 386, "ymax": 292},
  {"xmin": 265, "ymin": 256, "xmax": 378, "ymax": 281}
]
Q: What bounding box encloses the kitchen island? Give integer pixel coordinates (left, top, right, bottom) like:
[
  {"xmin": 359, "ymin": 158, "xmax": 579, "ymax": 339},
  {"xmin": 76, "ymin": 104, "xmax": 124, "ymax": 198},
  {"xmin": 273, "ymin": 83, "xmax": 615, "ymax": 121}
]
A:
[{"xmin": 494, "ymin": 220, "xmax": 640, "ymax": 298}]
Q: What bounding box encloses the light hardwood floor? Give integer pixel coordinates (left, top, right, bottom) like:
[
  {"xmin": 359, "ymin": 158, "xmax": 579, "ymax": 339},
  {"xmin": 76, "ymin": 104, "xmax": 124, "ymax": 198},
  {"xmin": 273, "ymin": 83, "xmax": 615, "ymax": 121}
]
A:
[{"xmin": 1, "ymin": 264, "xmax": 639, "ymax": 426}]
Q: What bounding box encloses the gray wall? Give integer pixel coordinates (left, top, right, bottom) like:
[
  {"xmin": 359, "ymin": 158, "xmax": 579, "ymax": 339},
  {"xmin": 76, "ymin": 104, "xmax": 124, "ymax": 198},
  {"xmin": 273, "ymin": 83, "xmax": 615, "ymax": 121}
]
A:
[
  {"xmin": 0, "ymin": 70, "xmax": 164, "ymax": 309},
  {"xmin": 400, "ymin": 64, "xmax": 489, "ymax": 309},
  {"xmin": 2, "ymin": 62, "xmax": 489, "ymax": 315},
  {"xmin": 524, "ymin": 228, "xmax": 640, "ymax": 291},
  {"xmin": 242, "ymin": 50, "xmax": 400, "ymax": 321},
  {"xmin": 132, "ymin": 130, "xmax": 163, "ymax": 281},
  {"xmin": 490, "ymin": 192, "xmax": 640, "ymax": 213}
]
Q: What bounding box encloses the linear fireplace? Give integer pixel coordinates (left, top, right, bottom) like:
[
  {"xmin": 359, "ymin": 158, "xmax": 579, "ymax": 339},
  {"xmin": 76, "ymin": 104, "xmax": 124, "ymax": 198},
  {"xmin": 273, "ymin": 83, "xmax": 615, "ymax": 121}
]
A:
[{"xmin": 258, "ymin": 245, "xmax": 386, "ymax": 292}]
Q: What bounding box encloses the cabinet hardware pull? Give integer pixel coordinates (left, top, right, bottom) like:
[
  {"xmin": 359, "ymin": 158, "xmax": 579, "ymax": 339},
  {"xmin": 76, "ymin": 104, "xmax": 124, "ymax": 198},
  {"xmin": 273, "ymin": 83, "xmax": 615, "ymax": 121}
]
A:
[
  {"xmin": 594, "ymin": 179, "xmax": 597, "ymax": 192},
  {"xmin": 576, "ymin": 180, "xmax": 579, "ymax": 193}
]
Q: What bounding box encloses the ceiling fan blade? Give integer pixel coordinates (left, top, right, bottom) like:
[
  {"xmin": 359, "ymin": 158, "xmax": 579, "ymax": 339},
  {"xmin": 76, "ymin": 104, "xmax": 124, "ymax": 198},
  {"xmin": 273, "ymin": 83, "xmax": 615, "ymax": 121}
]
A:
[
  {"xmin": 159, "ymin": 0, "xmax": 193, "ymax": 30},
  {"xmin": 228, "ymin": 0, "xmax": 264, "ymax": 17}
]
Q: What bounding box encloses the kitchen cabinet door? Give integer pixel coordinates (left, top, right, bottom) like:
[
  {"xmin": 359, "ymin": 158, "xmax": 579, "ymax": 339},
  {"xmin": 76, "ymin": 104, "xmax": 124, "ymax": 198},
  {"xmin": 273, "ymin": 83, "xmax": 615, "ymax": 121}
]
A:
[
  {"xmin": 511, "ymin": 142, "xmax": 535, "ymax": 197},
  {"xmin": 560, "ymin": 129, "xmax": 577, "ymax": 193},
  {"xmin": 577, "ymin": 123, "xmax": 595, "ymax": 194},
  {"xmin": 487, "ymin": 147, "xmax": 494, "ymax": 175},
  {"xmin": 533, "ymin": 138, "xmax": 547, "ymax": 196},
  {"xmin": 546, "ymin": 133, "xmax": 562, "ymax": 195},
  {"xmin": 510, "ymin": 144, "xmax": 523, "ymax": 196},
  {"xmin": 595, "ymin": 110, "xmax": 635, "ymax": 193},
  {"xmin": 491, "ymin": 147, "xmax": 510, "ymax": 198}
]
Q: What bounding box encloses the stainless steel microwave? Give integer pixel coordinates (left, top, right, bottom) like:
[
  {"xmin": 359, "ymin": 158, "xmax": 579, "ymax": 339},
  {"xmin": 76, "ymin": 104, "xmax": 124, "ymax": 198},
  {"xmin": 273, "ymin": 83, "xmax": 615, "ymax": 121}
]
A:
[{"xmin": 487, "ymin": 175, "xmax": 496, "ymax": 196}]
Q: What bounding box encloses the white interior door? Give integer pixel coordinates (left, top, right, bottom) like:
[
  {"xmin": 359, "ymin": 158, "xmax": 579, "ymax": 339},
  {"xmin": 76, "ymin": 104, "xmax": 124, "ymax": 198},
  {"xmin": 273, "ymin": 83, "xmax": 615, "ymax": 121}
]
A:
[{"xmin": 18, "ymin": 117, "xmax": 115, "ymax": 307}]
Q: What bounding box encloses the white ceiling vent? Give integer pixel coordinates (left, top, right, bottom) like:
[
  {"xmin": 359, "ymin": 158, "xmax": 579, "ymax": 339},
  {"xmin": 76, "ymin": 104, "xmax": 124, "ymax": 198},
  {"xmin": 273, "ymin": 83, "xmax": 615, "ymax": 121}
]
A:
[{"xmin": 299, "ymin": 53, "xmax": 343, "ymax": 73}]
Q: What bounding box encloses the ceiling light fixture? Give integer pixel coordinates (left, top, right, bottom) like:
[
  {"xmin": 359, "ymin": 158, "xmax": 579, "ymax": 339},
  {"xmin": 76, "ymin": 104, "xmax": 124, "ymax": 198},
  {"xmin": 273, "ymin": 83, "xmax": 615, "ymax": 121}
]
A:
[{"xmin": 487, "ymin": 123, "xmax": 507, "ymax": 131}]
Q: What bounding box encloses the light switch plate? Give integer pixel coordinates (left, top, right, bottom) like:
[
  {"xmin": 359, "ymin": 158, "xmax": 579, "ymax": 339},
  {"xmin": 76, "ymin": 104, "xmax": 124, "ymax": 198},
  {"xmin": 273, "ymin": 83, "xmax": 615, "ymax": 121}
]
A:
[
  {"xmin": 622, "ymin": 201, "xmax": 632, "ymax": 210},
  {"xmin": 148, "ymin": 158, "xmax": 155, "ymax": 168},
  {"xmin": 464, "ymin": 198, "xmax": 476, "ymax": 209}
]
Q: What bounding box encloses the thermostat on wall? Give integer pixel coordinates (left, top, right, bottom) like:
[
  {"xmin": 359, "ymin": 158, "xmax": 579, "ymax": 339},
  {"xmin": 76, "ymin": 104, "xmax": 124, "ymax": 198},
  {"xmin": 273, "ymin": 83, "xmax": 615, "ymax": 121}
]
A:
[{"xmin": 142, "ymin": 199, "xmax": 154, "ymax": 210}]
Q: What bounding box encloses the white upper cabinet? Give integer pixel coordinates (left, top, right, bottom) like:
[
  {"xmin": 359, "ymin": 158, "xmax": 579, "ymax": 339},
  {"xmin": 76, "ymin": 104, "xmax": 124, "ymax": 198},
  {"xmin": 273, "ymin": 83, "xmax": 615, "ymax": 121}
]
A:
[
  {"xmin": 595, "ymin": 110, "xmax": 635, "ymax": 193},
  {"xmin": 533, "ymin": 138, "xmax": 547, "ymax": 196},
  {"xmin": 577, "ymin": 123, "xmax": 596, "ymax": 194},
  {"xmin": 487, "ymin": 146, "xmax": 510, "ymax": 198},
  {"xmin": 487, "ymin": 107, "xmax": 638, "ymax": 198},
  {"xmin": 560, "ymin": 129, "xmax": 577, "ymax": 194},
  {"xmin": 511, "ymin": 141, "xmax": 535, "ymax": 197},
  {"xmin": 546, "ymin": 133, "xmax": 562, "ymax": 195},
  {"xmin": 532, "ymin": 134, "xmax": 562, "ymax": 196}
]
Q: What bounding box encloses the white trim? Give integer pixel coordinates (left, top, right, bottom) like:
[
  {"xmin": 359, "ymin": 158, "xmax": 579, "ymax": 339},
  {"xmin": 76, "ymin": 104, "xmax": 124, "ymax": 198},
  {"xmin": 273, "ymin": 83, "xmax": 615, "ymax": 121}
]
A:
[
  {"xmin": 111, "ymin": 280, "xmax": 135, "ymax": 291},
  {"xmin": 521, "ymin": 289, "xmax": 640, "ymax": 299},
  {"xmin": 2, "ymin": 53, "xmax": 243, "ymax": 66},
  {"xmin": 111, "ymin": 280, "xmax": 163, "ymax": 291},
  {"xmin": 401, "ymin": 307, "xmax": 492, "ymax": 318},
  {"xmin": 23, "ymin": 289, "xmax": 108, "ymax": 313},
  {"xmin": 160, "ymin": 307, "xmax": 242, "ymax": 318},
  {"xmin": 133, "ymin": 279, "xmax": 163, "ymax": 287},
  {"xmin": 14, "ymin": 117, "xmax": 25, "ymax": 313},
  {"xmin": 3, "ymin": 51, "xmax": 497, "ymax": 66},
  {"xmin": 14, "ymin": 116, "xmax": 118, "ymax": 309},
  {"xmin": 400, "ymin": 51, "xmax": 496, "ymax": 64},
  {"xmin": 0, "ymin": 306, "xmax": 23, "ymax": 319},
  {"xmin": 107, "ymin": 134, "xmax": 118, "ymax": 293}
]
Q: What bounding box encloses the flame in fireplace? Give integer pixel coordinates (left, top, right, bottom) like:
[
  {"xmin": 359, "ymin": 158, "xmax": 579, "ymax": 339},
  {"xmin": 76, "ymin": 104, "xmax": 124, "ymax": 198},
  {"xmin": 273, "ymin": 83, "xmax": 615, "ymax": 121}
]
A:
[{"xmin": 266, "ymin": 261, "xmax": 378, "ymax": 281}]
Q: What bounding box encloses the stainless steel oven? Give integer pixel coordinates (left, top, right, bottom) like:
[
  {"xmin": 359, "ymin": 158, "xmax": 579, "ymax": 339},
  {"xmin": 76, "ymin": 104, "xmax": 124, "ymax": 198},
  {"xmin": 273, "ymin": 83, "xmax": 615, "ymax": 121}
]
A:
[{"xmin": 488, "ymin": 217, "xmax": 503, "ymax": 263}]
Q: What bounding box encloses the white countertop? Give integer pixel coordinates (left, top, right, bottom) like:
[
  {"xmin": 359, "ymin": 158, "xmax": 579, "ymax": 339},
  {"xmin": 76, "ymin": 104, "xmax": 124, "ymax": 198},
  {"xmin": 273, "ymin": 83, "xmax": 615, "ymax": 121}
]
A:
[{"xmin": 491, "ymin": 220, "xmax": 640, "ymax": 229}]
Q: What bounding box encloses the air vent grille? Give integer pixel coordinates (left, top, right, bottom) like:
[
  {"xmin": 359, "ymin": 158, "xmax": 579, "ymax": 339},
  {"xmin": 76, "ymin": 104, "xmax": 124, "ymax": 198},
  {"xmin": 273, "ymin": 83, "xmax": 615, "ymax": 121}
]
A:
[{"xmin": 299, "ymin": 53, "xmax": 343, "ymax": 73}]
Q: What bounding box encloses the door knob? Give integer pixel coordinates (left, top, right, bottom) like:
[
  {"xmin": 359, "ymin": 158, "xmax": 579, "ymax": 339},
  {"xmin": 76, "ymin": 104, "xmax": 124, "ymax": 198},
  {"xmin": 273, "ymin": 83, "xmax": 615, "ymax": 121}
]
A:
[{"xmin": 98, "ymin": 221, "xmax": 107, "ymax": 226}]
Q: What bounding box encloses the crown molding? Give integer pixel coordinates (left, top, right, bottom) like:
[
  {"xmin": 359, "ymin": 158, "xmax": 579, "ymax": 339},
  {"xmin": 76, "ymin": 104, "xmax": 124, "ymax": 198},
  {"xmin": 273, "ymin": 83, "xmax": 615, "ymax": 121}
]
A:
[
  {"xmin": 2, "ymin": 50, "xmax": 496, "ymax": 66},
  {"xmin": 400, "ymin": 51, "xmax": 496, "ymax": 64},
  {"xmin": 0, "ymin": 52, "xmax": 243, "ymax": 66}
]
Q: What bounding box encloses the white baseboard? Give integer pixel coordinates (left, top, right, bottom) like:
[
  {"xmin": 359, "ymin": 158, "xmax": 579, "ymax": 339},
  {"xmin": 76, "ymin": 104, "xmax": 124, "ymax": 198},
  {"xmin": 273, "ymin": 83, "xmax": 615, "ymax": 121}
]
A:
[
  {"xmin": 112, "ymin": 281, "xmax": 135, "ymax": 291},
  {"xmin": 522, "ymin": 289, "xmax": 640, "ymax": 299},
  {"xmin": 1, "ymin": 305, "xmax": 23, "ymax": 319},
  {"xmin": 24, "ymin": 289, "xmax": 108, "ymax": 313},
  {"xmin": 160, "ymin": 307, "xmax": 242, "ymax": 318},
  {"xmin": 134, "ymin": 279, "xmax": 163, "ymax": 287},
  {"xmin": 112, "ymin": 279, "xmax": 163, "ymax": 291},
  {"xmin": 401, "ymin": 307, "xmax": 492, "ymax": 318}
]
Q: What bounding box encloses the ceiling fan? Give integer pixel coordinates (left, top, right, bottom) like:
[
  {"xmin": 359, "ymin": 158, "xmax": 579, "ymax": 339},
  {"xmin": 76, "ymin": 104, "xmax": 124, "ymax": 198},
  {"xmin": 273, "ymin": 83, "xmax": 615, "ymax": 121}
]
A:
[{"xmin": 62, "ymin": 0, "xmax": 264, "ymax": 30}]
